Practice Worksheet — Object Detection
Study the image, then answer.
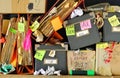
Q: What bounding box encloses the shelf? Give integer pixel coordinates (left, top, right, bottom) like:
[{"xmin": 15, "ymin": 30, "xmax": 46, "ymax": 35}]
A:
[{"xmin": 0, "ymin": 75, "xmax": 120, "ymax": 78}]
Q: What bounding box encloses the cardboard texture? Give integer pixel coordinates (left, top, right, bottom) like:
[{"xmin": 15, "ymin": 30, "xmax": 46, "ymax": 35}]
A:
[
  {"xmin": 2, "ymin": 20, "xmax": 9, "ymax": 35},
  {"xmin": 65, "ymin": 13, "xmax": 101, "ymax": 49},
  {"xmin": 0, "ymin": 0, "xmax": 46, "ymax": 13},
  {"xmin": 96, "ymin": 42, "xmax": 120, "ymax": 76},
  {"xmin": 67, "ymin": 50, "xmax": 95, "ymax": 74},
  {"xmin": 103, "ymin": 12, "xmax": 120, "ymax": 42},
  {"xmin": 34, "ymin": 44, "xmax": 68, "ymax": 75}
]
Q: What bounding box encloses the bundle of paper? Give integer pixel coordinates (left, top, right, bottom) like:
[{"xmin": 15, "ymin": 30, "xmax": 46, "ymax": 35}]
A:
[
  {"xmin": 16, "ymin": 16, "xmax": 34, "ymax": 74},
  {"xmin": 0, "ymin": 18, "xmax": 18, "ymax": 64},
  {"xmin": 32, "ymin": 0, "xmax": 84, "ymax": 43},
  {"xmin": 0, "ymin": 15, "xmax": 2, "ymax": 54}
]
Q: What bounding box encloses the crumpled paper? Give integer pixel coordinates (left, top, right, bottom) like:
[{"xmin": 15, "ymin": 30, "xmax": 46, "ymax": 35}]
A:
[
  {"xmin": 70, "ymin": 7, "xmax": 83, "ymax": 18},
  {"xmin": 34, "ymin": 66, "xmax": 61, "ymax": 76},
  {"xmin": 0, "ymin": 64, "xmax": 15, "ymax": 75}
]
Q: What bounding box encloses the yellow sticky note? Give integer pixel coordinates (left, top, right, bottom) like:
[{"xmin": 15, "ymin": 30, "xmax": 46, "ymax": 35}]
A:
[
  {"xmin": 96, "ymin": 43, "xmax": 108, "ymax": 48},
  {"xmin": 51, "ymin": 16, "xmax": 63, "ymax": 31},
  {"xmin": 108, "ymin": 15, "xmax": 120, "ymax": 27},
  {"xmin": 34, "ymin": 50, "xmax": 46, "ymax": 61},
  {"xmin": 30, "ymin": 21, "xmax": 40, "ymax": 32},
  {"xmin": 18, "ymin": 22, "xmax": 25, "ymax": 32}
]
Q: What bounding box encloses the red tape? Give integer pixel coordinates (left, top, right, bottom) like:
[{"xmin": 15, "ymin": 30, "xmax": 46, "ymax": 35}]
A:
[{"xmin": 0, "ymin": 37, "xmax": 5, "ymax": 43}]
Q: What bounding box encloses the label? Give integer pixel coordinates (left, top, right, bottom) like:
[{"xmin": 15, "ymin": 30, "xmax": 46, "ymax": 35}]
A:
[
  {"xmin": 66, "ymin": 24, "xmax": 75, "ymax": 36},
  {"xmin": 18, "ymin": 22, "xmax": 25, "ymax": 32},
  {"xmin": 80, "ymin": 19, "xmax": 92, "ymax": 30},
  {"xmin": 49, "ymin": 50, "xmax": 56, "ymax": 57},
  {"xmin": 112, "ymin": 26, "xmax": 120, "ymax": 32},
  {"xmin": 9, "ymin": 28, "xmax": 17, "ymax": 34},
  {"xmin": 34, "ymin": 50, "xmax": 46, "ymax": 61},
  {"xmin": 96, "ymin": 43, "xmax": 108, "ymax": 48},
  {"xmin": 44, "ymin": 59, "xmax": 58, "ymax": 64},
  {"xmin": 30, "ymin": 21, "xmax": 40, "ymax": 32},
  {"xmin": 76, "ymin": 30, "xmax": 89, "ymax": 37},
  {"xmin": 108, "ymin": 15, "xmax": 120, "ymax": 27},
  {"xmin": 51, "ymin": 16, "xmax": 63, "ymax": 31}
]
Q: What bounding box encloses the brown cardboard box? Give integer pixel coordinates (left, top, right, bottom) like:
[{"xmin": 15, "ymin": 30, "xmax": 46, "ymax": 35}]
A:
[{"xmin": 0, "ymin": 0, "xmax": 46, "ymax": 13}]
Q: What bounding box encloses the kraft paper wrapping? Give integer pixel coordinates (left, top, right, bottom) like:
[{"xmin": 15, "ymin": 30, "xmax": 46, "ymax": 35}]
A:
[{"xmin": 67, "ymin": 50, "xmax": 95, "ymax": 73}]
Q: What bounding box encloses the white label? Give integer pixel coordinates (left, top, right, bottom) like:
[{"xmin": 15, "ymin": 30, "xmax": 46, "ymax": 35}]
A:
[
  {"xmin": 112, "ymin": 26, "xmax": 120, "ymax": 32},
  {"xmin": 76, "ymin": 30, "xmax": 89, "ymax": 37},
  {"xmin": 44, "ymin": 59, "xmax": 58, "ymax": 64}
]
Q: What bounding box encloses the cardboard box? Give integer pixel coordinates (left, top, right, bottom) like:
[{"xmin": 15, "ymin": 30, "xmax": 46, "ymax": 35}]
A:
[
  {"xmin": 0, "ymin": 0, "xmax": 46, "ymax": 13},
  {"xmin": 67, "ymin": 50, "xmax": 95, "ymax": 74}
]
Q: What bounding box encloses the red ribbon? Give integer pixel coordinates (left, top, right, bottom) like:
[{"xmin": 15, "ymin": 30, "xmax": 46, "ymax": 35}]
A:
[
  {"xmin": 104, "ymin": 42, "xmax": 115, "ymax": 63},
  {"xmin": 0, "ymin": 37, "xmax": 5, "ymax": 43}
]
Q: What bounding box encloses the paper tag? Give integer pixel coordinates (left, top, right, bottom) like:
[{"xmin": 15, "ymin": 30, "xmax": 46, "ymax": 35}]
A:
[
  {"xmin": 34, "ymin": 50, "xmax": 46, "ymax": 61},
  {"xmin": 49, "ymin": 50, "xmax": 56, "ymax": 57},
  {"xmin": 80, "ymin": 20, "xmax": 92, "ymax": 30},
  {"xmin": 9, "ymin": 28, "xmax": 17, "ymax": 34},
  {"xmin": 66, "ymin": 24, "xmax": 75, "ymax": 36},
  {"xmin": 112, "ymin": 26, "xmax": 120, "ymax": 32},
  {"xmin": 51, "ymin": 16, "xmax": 63, "ymax": 31},
  {"xmin": 18, "ymin": 22, "xmax": 25, "ymax": 32},
  {"xmin": 76, "ymin": 30, "xmax": 89, "ymax": 37},
  {"xmin": 44, "ymin": 59, "xmax": 58, "ymax": 64},
  {"xmin": 108, "ymin": 15, "xmax": 120, "ymax": 27},
  {"xmin": 30, "ymin": 21, "xmax": 40, "ymax": 32},
  {"xmin": 96, "ymin": 43, "xmax": 108, "ymax": 48}
]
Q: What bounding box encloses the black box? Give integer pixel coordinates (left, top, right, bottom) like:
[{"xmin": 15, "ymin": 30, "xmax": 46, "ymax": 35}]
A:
[
  {"xmin": 34, "ymin": 44, "xmax": 68, "ymax": 75},
  {"xmin": 103, "ymin": 12, "xmax": 120, "ymax": 42},
  {"xmin": 65, "ymin": 13, "xmax": 101, "ymax": 49}
]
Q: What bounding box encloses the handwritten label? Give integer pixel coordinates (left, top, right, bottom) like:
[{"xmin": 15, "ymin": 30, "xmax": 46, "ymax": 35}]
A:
[
  {"xmin": 66, "ymin": 24, "xmax": 75, "ymax": 36},
  {"xmin": 18, "ymin": 22, "xmax": 25, "ymax": 32},
  {"xmin": 76, "ymin": 30, "xmax": 89, "ymax": 37},
  {"xmin": 51, "ymin": 16, "xmax": 63, "ymax": 31},
  {"xmin": 108, "ymin": 15, "xmax": 120, "ymax": 27},
  {"xmin": 30, "ymin": 21, "xmax": 40, "ymax": 32},
  {"xmin": 9, "ymin": 28, "xmax": 17, "ymax": 34},
  {"xmin": 44, "ymin": 59, "xmax": 58, "ymax": 64},
  {"xmin": 96, "ymin": 43, "xmax": 108, "ymax": 48},
  {"xmin": 80, "ymin": 20, "xmax": 92, "ymax": 30},
  {"xmin": 34, "ymin": 50, "xmax": 46, "ymax": 61}
]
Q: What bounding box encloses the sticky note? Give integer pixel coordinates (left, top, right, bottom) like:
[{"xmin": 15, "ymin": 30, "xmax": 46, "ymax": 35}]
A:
[
  {"xmin": 9, "ymin": 28, "xmax": 17, "ymax": 34},
  {"xmin": 51, "ymin": 16, "xmax": 63, "ymax": 31},
  {"xmin": 18, "ymin": 22, "xmax": 25, "ymax": 32},
  {"xmin": 34, "ymin": 50, "xmax": 46, "ymax": 61},
  {"xmin": 30, "ymin": 21, "xmax": 40, "ymax": 32},
  {"xmin": 80, "ymin": 19, "xmax": 92, "ymax": 30},
  {"xmin": 108, "ymin": 15, "xmax": 120, "ymax": 27},
  {"xmin": 96, "ymin": 43, "xmax": 108, "ymax": 48},
  {"xmin": 66, "ymin": 24, "xmax": 75, "ymax": 36}
]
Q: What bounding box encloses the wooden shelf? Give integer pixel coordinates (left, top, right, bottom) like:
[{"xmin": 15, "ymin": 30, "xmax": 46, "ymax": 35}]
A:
[{"xmin": 0, "ymin": 75, "xmax": 120, "ymax": 78}]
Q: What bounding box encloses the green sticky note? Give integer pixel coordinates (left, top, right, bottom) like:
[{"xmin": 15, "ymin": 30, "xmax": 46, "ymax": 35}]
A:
[
  {"xmin": 66, "ymin": 24, "xmax": 75, "ymax": 36},
  {"xmin": 30, "ymin": 21, "xmax": 40, "ymax": 32},
  {"xmin": 108, "ymin": 15, "xmax": 120, "ymax": 27},
  {"xmin": 18, "ymin": 22, "xmax": 25, "ymax": 32},
  {"xmin": 9, "ymin": 28, "xmax": 17, "ymax": 34},
  {"xmin": 34, "ymin": 50, "xmax": 46, "ymax": 61}
]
